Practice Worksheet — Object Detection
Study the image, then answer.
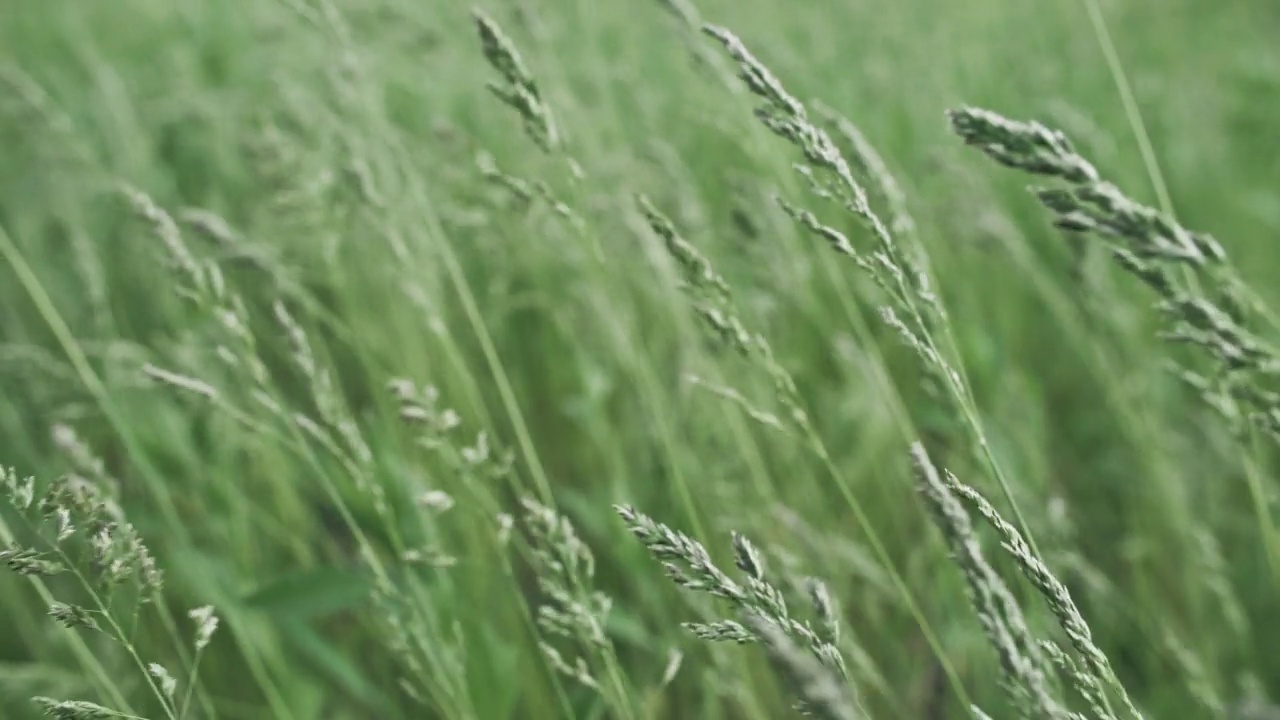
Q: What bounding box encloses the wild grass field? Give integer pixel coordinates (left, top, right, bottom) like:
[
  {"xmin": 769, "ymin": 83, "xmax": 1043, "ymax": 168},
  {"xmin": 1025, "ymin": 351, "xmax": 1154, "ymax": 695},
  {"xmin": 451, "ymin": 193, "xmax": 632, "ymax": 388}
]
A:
[{"xmin": 2, "ymin": 0, "xmax": 1280, "ymax": 718}]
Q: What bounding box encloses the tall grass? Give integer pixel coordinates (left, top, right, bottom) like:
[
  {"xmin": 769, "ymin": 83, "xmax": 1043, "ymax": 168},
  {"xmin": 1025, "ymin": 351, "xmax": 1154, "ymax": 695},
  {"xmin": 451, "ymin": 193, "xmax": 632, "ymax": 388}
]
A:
[{"xmin": 2, "ymin": 0, "xmax": 1279, "ymax": 718}]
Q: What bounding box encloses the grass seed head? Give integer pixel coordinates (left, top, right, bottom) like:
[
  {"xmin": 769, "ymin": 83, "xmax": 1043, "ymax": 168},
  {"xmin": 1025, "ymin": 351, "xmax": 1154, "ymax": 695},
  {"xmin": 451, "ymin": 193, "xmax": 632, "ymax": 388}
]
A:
[
  {"xmin": 48, "ymin": 602, "xmax": 101, "ymax": 632},
  {"xmin": 189, "ymin": 605, "xmax": 220, "ymax": 652},
  {"xmin": 947, "ymin": 106, "xmax": 1100, "ymax": 184},
  {"xmin": 473, "ymin": 8, "xmax": 559, "ymax": 152},
  {"xmin": 32, "ymin": 698, "xmax": 128, "ymax": 720}
]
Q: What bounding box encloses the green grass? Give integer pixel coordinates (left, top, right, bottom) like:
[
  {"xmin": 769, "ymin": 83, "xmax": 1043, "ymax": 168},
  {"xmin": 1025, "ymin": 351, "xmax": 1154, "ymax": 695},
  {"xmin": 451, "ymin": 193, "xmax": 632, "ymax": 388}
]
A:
[{"xmin": 2, "ymin": 0, "xmax": 1279, "ymax": 718}]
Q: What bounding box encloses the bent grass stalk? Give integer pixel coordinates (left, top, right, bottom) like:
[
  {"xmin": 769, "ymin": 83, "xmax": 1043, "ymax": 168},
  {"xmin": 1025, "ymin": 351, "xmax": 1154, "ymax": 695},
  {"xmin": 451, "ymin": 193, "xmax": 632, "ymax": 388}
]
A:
[
  {"xmin": 1, "ymin": 468, "xmax": 222, "ymax": 720},
  {"xmin": 948, "ymin": 105, "xmax": 1280, "ymax": 581},
  {"xmin": 127, "ymin": 191, "xmax": 484, "ymax": 716},
  {"xmin": 0, "ymin": 223, "xmax": 291, "ymax": 718},
  {"xmin": 635, "ymin": 196, "xmax": 975, "ymax": 713},
  {"xmin": 472, "ymin": 9, "xmax": 715, "ymax": 550},
  {"xmin": 615, "ymin": 505, "xmax": 866, "ymax": 718},
  {"xmin": 913, "ymin": 444, "xmax": 1143, "ymax": 720},
  {"xmin": 0, "ymin": 515, "xmax": 135, "ymax": 715},
  {"xmin": 700, "ymin": 23, "xmax": 1047, "ymax": 571}
]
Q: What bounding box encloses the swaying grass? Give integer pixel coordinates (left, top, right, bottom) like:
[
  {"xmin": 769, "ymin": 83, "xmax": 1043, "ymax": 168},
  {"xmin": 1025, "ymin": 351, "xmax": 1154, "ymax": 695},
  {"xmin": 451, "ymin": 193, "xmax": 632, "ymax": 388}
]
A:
[
  {"xmin": 1, "ymin": 466, "xmax": 218, "ymax": 720},
  {"xmin": 2, "ymin": 0, "xmax": 1279, "ymax": 718}
]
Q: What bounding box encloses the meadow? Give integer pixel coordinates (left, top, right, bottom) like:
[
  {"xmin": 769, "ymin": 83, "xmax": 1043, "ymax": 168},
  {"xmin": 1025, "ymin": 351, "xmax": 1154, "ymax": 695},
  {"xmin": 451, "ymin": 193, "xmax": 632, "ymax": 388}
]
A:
[{"xmin": 2, "ymin": 0, "xmax": 1280, "ymax": 718}]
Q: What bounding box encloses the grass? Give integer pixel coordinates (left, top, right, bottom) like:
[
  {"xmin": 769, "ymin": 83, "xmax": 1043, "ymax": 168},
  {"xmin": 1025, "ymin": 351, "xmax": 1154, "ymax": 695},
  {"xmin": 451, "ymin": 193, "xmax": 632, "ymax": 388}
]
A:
[{"xmin": 1, "ymin": 0, "xmax": 1279, "ymax": 718}]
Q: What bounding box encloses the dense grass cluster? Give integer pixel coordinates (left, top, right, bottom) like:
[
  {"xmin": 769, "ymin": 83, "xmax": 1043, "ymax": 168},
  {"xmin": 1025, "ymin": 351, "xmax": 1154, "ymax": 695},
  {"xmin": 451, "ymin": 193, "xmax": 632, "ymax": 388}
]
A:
[{"xmin": 2, "ymin": 0, "xmax": 1280, "ymax": 718}]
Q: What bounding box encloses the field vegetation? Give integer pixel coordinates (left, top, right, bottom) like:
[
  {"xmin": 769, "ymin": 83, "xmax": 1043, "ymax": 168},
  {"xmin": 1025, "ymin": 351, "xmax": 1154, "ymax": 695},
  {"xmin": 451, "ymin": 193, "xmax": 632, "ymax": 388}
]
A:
[{"xmin": 2, "ymin": 1, "xmax": 1279, "ymax": 718}]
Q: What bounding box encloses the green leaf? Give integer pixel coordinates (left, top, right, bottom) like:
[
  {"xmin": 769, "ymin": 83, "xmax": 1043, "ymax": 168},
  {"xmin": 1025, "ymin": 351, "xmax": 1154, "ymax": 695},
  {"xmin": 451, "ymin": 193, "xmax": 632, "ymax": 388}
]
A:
[{"xmin": 240, "ymin": 566, "xmax": 372, "ymax": 620}]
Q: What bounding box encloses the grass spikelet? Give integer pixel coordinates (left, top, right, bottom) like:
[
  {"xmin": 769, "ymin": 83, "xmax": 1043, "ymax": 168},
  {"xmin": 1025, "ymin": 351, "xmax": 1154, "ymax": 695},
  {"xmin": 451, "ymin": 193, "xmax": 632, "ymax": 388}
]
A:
[
  {"xmin": 382, "ymin": 377, "xmax": 568, "ymax": 717},
  {"xmin": 50, "ymin": 424, "xmax": 115, "ymax": 491},
  {"xmin": 702, "ymin": 23, "xmax": 929, "ymax": 316},
  {"xmin": 952, "ymin": 470, "xmax": 1134, "ymax": 715},
  {"xmin": 122, "ymin": 185, "xmax": 204, "ymax": 291},
  {"xmin": 523, "ymin": 497, "xmax": 607, "ymax": 648},
  {"xmin": 1, "ymin": 467, "xmax": 200, "ymax": 718},
  {"xmin": 477, "ymin": 152, "xmax": 587, "ymax": 234},
  {"xmin": 948, "ymin": 106, "xmax": 1280, "ymax": 446},
  {"xmin": 147, "ymin": 664, "xmax": 177, "ymax": 703},
  {"xmin": 814, "ymin": 102, "xmax": 918, "ymax": 239},
  {"xmin": 917, "ymin": 444, "xmax": 1143, "ymax": 720},
  {"xmin": 473, "ymin": 8, "xmax": 559, "ymax": 152},
  {"xmin": 49, "ymin": 602, "xmax": 102, "ymax": 632},
  {"xmin": 1, "ymin": 466, "xmax": 36, "ymax": 511},
  {"xmin": 522, "ymin": 498, "xmax": 636, "ymax": 717},
  {"xmin": 177, "ymin": 207, "xmax": 241, "ymax": 247},
  {"xmin": 141, "ymin": 364, "xmax": 219, "ymax": 401},
  {"xmin": 389, "ymin": 378, "xmax": 514, "ymax": 485},
  {"xmin": 744, "ymin": 613, "xmax": 863, "ymax": 720},
  {"xmin": 273, "ymin": 300, "xmax": 382, "ymax": 505},
  {"xmin": 637, "ymin": 195, "xmax": 811, "ymax": 431},
  {"xmin": 1, "ymin": 547, "xmax": 66, "ymax": 576},
  {"xmin": 948, "ymin": 107, "xmax": 1101, "ymax": 184},
  {"xmin": 807, "ymin": 578, "xmax": 840, "ymax": 651},
  {"xmin": 684, "ymin": 374, "xmax": 790, "ymax": 435},
  {"xmin": 128, "ymin": 189, "xmax": 272, "ymax": 393},
  {"xmin": 637, "ymin": 194, "xmax": 732, "ymax": 304},
  {"xmin": 911, "ymin": 444, "xmax": 1066, "ymax": 719},
  {"xmin": 188, "ymin": 605, "xmax": 219, "ymax": 653},
  {"xmin": 614, "ymin": 505, "xmax": 850, "ymax": 684},
  {"xmin": 31, "ymin": 698, "xmax": 140, "ymax": 720}
]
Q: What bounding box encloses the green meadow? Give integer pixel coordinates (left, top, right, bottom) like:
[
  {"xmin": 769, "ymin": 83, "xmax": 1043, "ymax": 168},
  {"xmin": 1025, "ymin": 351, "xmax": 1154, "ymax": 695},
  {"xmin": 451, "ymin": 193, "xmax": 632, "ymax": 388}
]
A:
[{"xmin": 2, "ymin": 0, "xmax": 1279, "ymax": 718}]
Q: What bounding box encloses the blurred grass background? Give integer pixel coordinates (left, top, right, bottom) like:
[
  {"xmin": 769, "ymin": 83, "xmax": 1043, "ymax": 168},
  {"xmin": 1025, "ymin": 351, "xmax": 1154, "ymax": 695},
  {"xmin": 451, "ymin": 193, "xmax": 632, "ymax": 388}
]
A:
[{"xmin": 1, "ymin": 0, "xmax": 1279, "ymax": 718}]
